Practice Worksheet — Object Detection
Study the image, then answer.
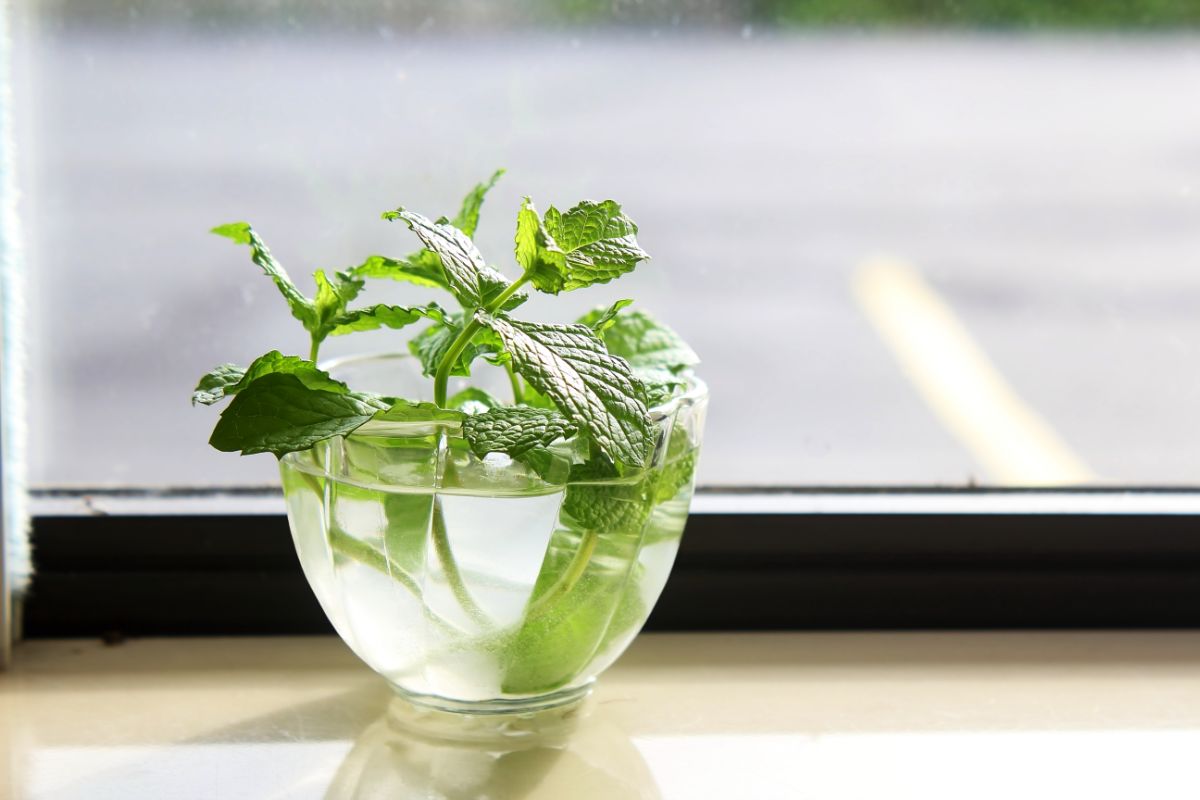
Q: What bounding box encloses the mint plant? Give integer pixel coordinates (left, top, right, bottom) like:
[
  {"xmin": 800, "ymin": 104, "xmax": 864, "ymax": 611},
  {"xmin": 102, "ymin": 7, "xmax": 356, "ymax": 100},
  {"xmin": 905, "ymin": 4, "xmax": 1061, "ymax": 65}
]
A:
[
  {"xmin": 192, "ymin": 173, "xmax": 703, "ymax": 698},
  {"xmin": 193, "ymin": 171, "xmax": 699, "ymax": 474}
]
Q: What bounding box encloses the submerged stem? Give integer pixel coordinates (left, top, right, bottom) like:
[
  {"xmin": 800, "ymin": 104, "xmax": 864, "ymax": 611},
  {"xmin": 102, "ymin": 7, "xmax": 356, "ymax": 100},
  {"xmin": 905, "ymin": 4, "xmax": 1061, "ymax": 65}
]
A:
[
  {"xmin": 291, "ymin": 467, "xmax": 466, "ymax": 637},
  {"xmin": 526, "ymin": 528, "xmax": 598, "ymax": 620},
  {"xmin": 431, "ymin": 498, "xmax": 493, "ymax": 627}
]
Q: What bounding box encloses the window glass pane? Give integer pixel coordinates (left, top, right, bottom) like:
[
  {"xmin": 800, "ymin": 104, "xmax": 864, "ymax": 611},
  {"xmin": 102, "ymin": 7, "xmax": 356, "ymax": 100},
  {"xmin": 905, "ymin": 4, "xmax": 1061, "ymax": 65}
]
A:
[{"xmin": 11, "ymin": 2, "xmax": 1200, "ymax": 488}]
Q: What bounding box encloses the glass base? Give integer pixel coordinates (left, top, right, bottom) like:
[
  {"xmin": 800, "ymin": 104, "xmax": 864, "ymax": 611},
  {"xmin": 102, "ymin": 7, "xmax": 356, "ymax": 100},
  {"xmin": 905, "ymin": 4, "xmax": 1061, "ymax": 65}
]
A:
[{"xmin": 387, "ymin": 682, "xmax": 594, "ymax": 742}]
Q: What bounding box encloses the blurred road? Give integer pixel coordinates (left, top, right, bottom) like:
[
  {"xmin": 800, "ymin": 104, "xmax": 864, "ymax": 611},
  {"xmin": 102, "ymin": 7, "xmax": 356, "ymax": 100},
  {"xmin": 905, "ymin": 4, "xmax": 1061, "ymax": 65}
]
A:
[{"xmin": 11, "ymin": 26, "xmax": 1200, "ymax": 487}]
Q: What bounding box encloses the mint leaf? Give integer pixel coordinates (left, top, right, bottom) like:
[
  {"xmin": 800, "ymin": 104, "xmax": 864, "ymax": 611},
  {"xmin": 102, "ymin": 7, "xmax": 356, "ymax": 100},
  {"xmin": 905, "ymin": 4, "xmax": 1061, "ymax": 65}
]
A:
[
  {"xmin": 313, "ymin": 269, "xmax": 364, "ymax": 333},
  {"xmin": 191, "ymin": 364, "xmax": 246, "ymax": 406},
  {"xmin": 232, "ymin": 351, "xmax": 349, "ymax": 395},
  {"xmin": 501, "ymin": 524, "xmax": 643, "ymax": 694},
  {"xmin": 328, "ymin": 302, "xmax": 445, "ymax": 336},
  {"xmin": 462, "ymin": 407, "xmax": 578, "ymax": 458},
  {"xmin": 452, "ymin": 168, "xmax": 505, "ymax": 237},
  {"xmin": 409, "ymin": 320, "xmax": 461, "ymax": 377},
  {"xmin": 212, "ymin": 223, "xmax": 316, "ymax": 330},
  {"xmin": 372, "ymin": 398, "xmax": 464, "ymax": 424},
  {"xmin": 192, "ymin": 351, "xmax": 350, "ymax": 406},
  {"xmin": 348, "ymin": 252, "xmax": 449, "ymax": 290},
  {"xmin": 447, "ymin": 387, "xmax": 502, "ymax": 414},
  {"xmin": 634, "ymin": 366, "xmax": 689, "ymax": 407},
  {"xmin": 585, "ymin": 308, "xmax": 699, "ymax": 372},
  {"xmin": 583, "ymin": 299, "xmax": 633, "ymax": 335},
  {"xmin": 562, "ymin": 459, "xmax": 655, "ymax": 532},
  {"xmin": 477, "ymin": 313, "xmax": 652, "ymax": 471},
  {"xmin": 543, "ymin": 200, "xmax": 649, "ymax": 290},
  {"xmin": 352, "ymin": 170, "xmax": 504, "ymax": 289},
  {"xmin": 209, "ymin": 373, "xmax": 389, "ymax": 457},
  {"xmin": 384, "ymin": 210, "xmax": 490, "ymax": 307},
  {"xmin": 514, "ymin": 197, "xmax": 568, "ymax": 294}
]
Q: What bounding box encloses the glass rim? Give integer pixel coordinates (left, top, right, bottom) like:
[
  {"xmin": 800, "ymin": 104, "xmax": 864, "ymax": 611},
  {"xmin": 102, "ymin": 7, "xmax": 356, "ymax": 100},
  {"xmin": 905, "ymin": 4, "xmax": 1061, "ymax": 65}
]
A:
[{"xmin": 317, "ymin": 351, "xmax": 708, "ymax": 439}]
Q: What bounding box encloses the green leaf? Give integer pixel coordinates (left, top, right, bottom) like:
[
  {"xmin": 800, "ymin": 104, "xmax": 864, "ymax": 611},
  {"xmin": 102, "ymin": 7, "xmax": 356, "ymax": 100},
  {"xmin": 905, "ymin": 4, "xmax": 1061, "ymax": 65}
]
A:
[
  {"xmin": 636, "ymin": 367, "xmax": 689, "ymax": 407},
  {"xmin": 353, "ymin": 170, "xmax": 504, "ymax": 289},
  {"xmin": 452, "ymin": 168, "xmax": 505, "ymax": 237},
  {"xmin": 562, "ymin": 458, "xmax": 656, "ymax": 532},
  {"xmin": 192, "ymin": 351, "xmax": 350, "ymax": 407},
  {"xmin": 514, "ymin": 197, "xmax": 568, "ymax": 294},
  {"xmin": 501, "ymin": 525, "xmax": 644, "ymax": 694},
  {"xmin": 585, "ymin": 308, "xmax": 699, "ymax": 372},
  {"xmin": 581, "ymin": 299, "xmax": 634, "ymax": 335},
  {"xmin": 384, "ymin": 209, "xmax": 489, "ymax": 307},
  {"xmin": 655, "ymin": 449, "xmax": 697, "ymax": 504},
  {"xmin": 447, "ymin": 387, "xmax": 502, "ymax": 414},
  {"xmin": 347, "ymin": 252, "xmax": 449, "ymax": 290},
  {"xmin": 543, "ymin": 200, "xmax": 649, "ymax": 290},
  {"xmin": 313, "ymin": 269, "xmax": 364, "ymax": 333},
  {"xmin": 212, "ymin": 223, "xmax": 316, "ymax": 331},
  {"xmin": 208, "ymin": 373, "xmax": 389, "ymax": 457},
  {"xmin": 327, "ymin": 303, "xmax": 445, "ymax": 336},
  {"xmin": 372, "ymin": 398, "xmax": 464, "ymax": 424},
  {"xmin": 462, "ymin": 407, "xmax": 578, "ymax": 458},
  {"xmin": 477, "ymin": 312, "xmax": 652, "ymax": 471},
  {"xmin": 231, "ymin": 351, "xmax": 350, "ymax": 396},
  {"xmin": 191, "ymin": 364, "xmax": 246, "ymax": 406},
  {"xmin": 408, "ymin": 320, "xmax": 460, "ymax": 378}
]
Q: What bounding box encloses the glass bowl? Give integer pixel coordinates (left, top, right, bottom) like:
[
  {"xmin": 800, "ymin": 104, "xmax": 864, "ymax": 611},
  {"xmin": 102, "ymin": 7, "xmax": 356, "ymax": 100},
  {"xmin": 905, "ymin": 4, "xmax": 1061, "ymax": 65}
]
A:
[{"xmin": 279, "ymin": 354, "xmax": 707, "ymax": 714}]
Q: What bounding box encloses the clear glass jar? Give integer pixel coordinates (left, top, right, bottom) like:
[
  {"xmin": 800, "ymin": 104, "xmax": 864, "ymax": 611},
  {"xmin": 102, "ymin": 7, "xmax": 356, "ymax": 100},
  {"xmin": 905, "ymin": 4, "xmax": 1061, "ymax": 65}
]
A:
[{"xmin": 279, "ymin": 354, "xmax": 707, "ymax": 714}]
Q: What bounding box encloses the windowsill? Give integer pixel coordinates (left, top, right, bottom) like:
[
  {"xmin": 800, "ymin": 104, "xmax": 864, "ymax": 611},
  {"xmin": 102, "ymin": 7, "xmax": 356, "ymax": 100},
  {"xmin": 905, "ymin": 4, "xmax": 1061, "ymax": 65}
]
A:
[{"xmin": 3, "ymin": 631, "xmax": 1199, "ymax": 797}]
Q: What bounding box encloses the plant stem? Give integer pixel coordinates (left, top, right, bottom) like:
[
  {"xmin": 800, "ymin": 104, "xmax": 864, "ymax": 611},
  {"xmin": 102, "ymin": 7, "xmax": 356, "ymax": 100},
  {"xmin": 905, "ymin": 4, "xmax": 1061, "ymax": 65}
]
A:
[
  {"xmin": 291, "ymin": 468, "xmax": 468, "ymax": 637},
  {"xmin": 433, "ymin": 317, "xmax": 482, "ymax": 407},
  {"xmin": 431, "ymin": 498, "xmax": 492, "ymax": 626},
  {"xmin": 432, "ymin": 273, "xmax": 531, "ymax": 407},
  {"xmin": 526, "ymin": 529, "xmax": 598, "ymax": 619},
  {"xmin": 309, "ymin": 336, "xmax": 321, "ymax": 363},
  {"xmin": 505, "ymin": 362, "xmax": 523, "ymax": 404},
  {"xmin": 485, "ymin": 273, "xmax": 531, "ymax": 315}
]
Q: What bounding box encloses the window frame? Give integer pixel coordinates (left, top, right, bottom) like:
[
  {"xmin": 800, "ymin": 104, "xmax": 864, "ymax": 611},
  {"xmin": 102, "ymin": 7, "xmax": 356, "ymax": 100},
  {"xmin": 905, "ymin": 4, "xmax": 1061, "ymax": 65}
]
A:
[{"xmin": 23, "ymin": 487, "xmax": 1200, "ymax": 637}]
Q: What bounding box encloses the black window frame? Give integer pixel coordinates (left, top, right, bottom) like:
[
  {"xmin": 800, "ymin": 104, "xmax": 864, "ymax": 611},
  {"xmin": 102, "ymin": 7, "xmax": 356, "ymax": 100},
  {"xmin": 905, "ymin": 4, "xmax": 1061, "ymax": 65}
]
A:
[{"xmin": 22, "ymin": 486, "xmax": 1200, "ymax": 637}]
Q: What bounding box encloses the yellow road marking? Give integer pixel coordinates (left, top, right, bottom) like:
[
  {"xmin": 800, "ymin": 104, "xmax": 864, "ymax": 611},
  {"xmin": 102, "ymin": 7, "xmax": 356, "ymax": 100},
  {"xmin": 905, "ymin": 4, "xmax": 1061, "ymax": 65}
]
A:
[{"xmin": 853, "ymin": 258, "xmax": 1094, "ymax": 486}]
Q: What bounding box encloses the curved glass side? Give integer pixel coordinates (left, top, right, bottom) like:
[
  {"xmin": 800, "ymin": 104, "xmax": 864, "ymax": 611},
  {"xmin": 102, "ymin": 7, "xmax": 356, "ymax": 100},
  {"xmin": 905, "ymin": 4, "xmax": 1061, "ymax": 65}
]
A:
[{"xmin": 279, "ymin": 360, "xmax": 706, "ymax": 709}]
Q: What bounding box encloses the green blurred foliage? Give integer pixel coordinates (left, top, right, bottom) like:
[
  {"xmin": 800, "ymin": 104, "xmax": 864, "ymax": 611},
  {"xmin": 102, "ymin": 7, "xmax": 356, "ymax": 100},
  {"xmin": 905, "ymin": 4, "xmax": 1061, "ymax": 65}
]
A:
[
  {"xmin": 755, "ymin": 0, "xmax": 1200, "ymax": 28},
  {"xmin": 31, "ymin": 0, "xmax": 1200, "ymax": 29}
]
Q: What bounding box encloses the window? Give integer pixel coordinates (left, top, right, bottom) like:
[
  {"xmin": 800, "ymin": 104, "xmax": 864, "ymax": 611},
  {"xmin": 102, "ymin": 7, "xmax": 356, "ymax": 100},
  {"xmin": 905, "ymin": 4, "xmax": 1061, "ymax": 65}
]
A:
[
  {"xmin": 14, "ymin": 0, "xmax": 1200, "ymax": 491},
  {"xmin": 7, "ymin": 1, "xmax": 1200, "ymax": 635}
]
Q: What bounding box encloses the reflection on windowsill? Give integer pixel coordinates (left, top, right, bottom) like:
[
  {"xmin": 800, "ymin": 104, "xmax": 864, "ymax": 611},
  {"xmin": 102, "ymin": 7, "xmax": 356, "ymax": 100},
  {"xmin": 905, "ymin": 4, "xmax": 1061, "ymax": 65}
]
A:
[
  {"xmin": 328, "ymin": 702, "xmax": 659, "ymax": 799},
  {"xmin": 25, "ymin": 687, "xmax": 660, "ymax": 800}
]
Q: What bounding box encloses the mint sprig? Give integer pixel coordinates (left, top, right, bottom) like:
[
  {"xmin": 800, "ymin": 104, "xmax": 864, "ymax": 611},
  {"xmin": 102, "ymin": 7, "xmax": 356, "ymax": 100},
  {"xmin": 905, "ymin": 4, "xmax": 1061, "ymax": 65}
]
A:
[
  {"xmin": 196, "ymin": 170, "xmax": 692, "ymax": 468},
  {"xmin": 514, "ymin": 199, "xmax": 649, "ymax": 294}
]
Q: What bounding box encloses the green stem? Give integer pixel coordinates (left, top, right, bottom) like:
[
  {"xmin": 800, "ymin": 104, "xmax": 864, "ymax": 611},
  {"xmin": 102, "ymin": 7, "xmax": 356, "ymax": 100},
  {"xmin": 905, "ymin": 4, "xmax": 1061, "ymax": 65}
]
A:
[
  {"xmin": 486, "ymin": 273, "xmax": 531, "ymax": 315},
  {"xmin": 432, "ymin": 273, "xmax": 531, "ymax": 407},
  {"xmin": 526, "ymin": 529, "xmax": 598, "ymax": 620},
  {"xmin": 292, "ymin": 468, "xmax": 466, "ymax": 637},
  {"xmin": 309, "ymin": 335, "xmax": 321, "ymax": 364},
  {"xmin": 433, "ymin": 317, "xmax": 482, "ymax": 408},
  {"xmin": 505, "ymin": 362, "xmax": 523, "ymax": 404},
  {"xmin": 431, "ymin": 498, "xmax": 492, "ymax": 626}
]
